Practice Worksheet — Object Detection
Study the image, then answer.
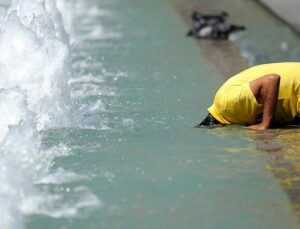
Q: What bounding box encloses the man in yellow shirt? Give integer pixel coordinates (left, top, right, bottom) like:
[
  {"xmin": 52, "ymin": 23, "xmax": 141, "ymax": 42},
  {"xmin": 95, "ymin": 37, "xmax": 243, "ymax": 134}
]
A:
[{"xmin": 198, "ymin": 63, "xmax": 300, "ymax": 130}]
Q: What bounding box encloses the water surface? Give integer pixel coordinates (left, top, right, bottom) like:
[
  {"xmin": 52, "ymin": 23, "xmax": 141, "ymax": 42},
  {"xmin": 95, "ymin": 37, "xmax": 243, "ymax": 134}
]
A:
[{"xmin": 0, "ymin": 0, "xmax": 300, "ymax": 228}]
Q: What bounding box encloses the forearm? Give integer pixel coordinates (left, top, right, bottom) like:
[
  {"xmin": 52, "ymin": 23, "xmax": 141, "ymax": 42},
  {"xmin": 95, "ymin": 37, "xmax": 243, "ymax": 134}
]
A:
[
  {"xmin": 249, "ymin": 74, "xmax": 280, "ymax": 130},
  {"xmin": 260, "ymin": 75, "xmax": 280, "ymax": 128}
]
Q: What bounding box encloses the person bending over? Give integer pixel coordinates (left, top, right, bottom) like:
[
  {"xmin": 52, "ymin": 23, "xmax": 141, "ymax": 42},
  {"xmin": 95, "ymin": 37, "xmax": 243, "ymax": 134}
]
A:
[{"xmin": 198, "ymin": 62, "xmax": 300, "ymax": 130}]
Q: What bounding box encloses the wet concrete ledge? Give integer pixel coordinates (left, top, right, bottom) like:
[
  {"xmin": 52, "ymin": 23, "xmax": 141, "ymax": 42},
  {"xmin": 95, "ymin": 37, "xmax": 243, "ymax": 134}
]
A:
[{"xmin": 257, "ymin": 0, "xmax": 300, "ymax": 34}]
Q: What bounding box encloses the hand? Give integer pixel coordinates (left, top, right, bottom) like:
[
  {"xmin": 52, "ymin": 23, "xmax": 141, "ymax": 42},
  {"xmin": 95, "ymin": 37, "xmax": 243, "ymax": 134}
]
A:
[{"xmin": 247, "ymin": 123, "xmax": 268, "ymax": 131}]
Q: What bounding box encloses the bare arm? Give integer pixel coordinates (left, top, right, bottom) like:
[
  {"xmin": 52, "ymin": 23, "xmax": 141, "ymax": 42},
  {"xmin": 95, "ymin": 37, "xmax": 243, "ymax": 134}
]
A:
[{"xmin": 248, "ymin": 74, "xmax": 281, "ymax": 130}]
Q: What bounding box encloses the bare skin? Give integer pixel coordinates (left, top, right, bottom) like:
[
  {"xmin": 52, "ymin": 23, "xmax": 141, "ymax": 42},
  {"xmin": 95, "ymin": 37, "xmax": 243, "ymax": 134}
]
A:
[{"xmin": 248, "ymin": 74, "xmax": 281, "ymax": 130}]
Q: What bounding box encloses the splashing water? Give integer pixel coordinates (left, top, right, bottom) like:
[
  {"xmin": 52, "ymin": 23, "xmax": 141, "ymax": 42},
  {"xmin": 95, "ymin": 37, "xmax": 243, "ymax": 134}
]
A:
[
  {"xmin": 0, "ymin": 1, "xmax": 100, "ymax": 228},
  {"xmin": 0, "ymin": 0, "xmax": 70, "ymax": 130}
]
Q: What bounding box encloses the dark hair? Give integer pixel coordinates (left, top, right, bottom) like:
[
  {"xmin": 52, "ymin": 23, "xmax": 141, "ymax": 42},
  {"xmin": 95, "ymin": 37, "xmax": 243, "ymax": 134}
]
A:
[{"xmin": 195, "ymin": 113, "xmax": 220, "ymax": 128}]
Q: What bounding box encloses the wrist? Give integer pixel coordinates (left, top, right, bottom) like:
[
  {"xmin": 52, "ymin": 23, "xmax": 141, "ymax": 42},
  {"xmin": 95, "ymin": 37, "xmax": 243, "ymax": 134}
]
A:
[{"xmin": 260, "ymin": 122, "xmax": 271, "ymax": 129}]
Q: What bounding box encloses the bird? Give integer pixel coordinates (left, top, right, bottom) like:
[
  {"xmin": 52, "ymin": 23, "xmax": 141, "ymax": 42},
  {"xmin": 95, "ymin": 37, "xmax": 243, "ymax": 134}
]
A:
[{"xmin": 186, "ymin": 11, "xmax": 245, "ymax": 40}]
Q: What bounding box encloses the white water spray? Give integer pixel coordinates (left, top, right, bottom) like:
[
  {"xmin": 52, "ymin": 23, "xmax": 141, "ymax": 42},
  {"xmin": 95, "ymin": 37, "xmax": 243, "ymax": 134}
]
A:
[
  {"xmin": 0, "ymin": 1, "xmax": 100, "ymax": 228},
  {"xmin": 0, "ymin": 0, "xmax": 70, "ymax": 130}
]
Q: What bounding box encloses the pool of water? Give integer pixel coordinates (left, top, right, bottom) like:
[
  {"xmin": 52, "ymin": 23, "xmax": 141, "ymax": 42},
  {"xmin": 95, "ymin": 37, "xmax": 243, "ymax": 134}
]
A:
[{"xmin": 1, "ymin": 0, "xmax": 300, "ymax": 228}]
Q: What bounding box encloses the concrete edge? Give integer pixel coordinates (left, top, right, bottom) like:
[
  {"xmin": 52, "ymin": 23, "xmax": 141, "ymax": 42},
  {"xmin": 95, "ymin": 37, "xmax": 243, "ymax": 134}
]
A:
[{"xmin": 256, "ymin": 0, "xmax": 300, "ymax": 35}]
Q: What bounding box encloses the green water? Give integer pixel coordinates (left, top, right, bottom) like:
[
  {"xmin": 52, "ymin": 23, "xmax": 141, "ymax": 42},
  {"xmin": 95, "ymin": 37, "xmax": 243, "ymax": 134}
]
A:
[{"xmin": 28, "ymin": 0, "xmax": 300, "ymax": 228}]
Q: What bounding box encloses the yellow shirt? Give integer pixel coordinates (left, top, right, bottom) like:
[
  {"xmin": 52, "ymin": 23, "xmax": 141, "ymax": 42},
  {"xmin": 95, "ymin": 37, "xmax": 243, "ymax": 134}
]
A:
[{"xmin": 208, "ymin": 63, "xmax": 300, "ymax": 125}]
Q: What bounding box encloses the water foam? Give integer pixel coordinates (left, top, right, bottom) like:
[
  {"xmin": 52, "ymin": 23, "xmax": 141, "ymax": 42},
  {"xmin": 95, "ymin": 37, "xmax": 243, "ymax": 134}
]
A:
[
  {"xmin": 0, "ymin": 0, "xmax": 70, "ymax": 130},
  {"xmin": 0, "ymin": 1, "xmax": 101, "ymax": 228}
]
